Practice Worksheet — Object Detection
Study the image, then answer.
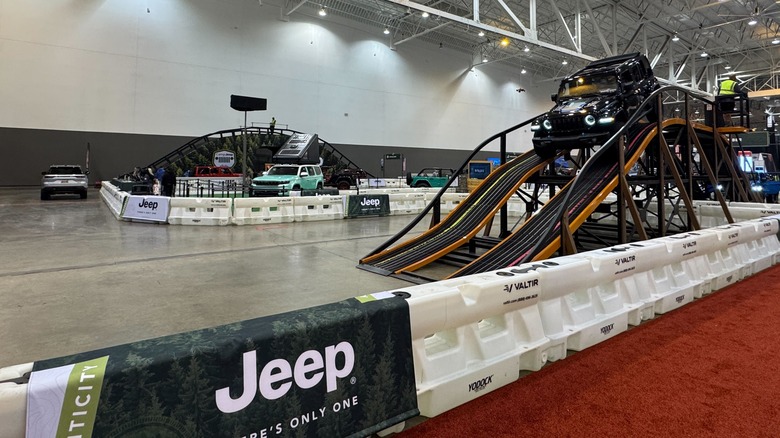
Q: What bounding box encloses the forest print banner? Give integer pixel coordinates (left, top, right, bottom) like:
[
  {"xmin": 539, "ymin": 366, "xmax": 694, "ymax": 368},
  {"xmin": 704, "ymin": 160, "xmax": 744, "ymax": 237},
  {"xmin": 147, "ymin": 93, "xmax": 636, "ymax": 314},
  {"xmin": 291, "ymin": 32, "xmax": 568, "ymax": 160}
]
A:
[{"xmin": 28, "ymin": 294, "xmax": 418, "ymax": 438}]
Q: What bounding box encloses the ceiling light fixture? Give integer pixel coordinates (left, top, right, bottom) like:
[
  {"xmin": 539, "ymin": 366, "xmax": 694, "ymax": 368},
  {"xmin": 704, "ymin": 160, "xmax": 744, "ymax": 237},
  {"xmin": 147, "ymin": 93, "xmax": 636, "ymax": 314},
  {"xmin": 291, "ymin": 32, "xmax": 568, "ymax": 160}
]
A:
[
  {"xmin": 523, "ymin": 45, "xmax": 530, "ymax": 52},
  {"xmin": 562, "ymin": 59, "xmax": 568, "ymax": 65},
  {"xmin": 482, "ymin": 56, "xmax": 488, "ymax": 63},
  {"xmin": 478, "ymin": 30, "xmax": 485, "ymax": 37},
  {"xmin": 384, "ymin": 28, "xmax": 390, "ymax": 35},
  {"xmin": 700, "ymin": 51, "xmax": 708, "ymax": 57},
  {"xmin": 672, "ymin": 34, "xmax": 680, "ymax": 42},
  {"xmin": 318, "ymin": 7, "xmax": 326, "ymax": 16},
  {"xmin": 521, "ymin": 68, "xmax": 527, "ymax": 74},
  {"xmin": 748, "ymin": 17, "xmax": 758, "ymax": 25},
  {"xmin": 500, "ymin": 37, "xmax": 510, "ymax": 47},
  {"xmin": 422, "ymin": 11, "xmax": 429, "ymax": 18},
  {"xmin": 773, "ymin": 38, "xmax": 780, "ymax": 44},
  {"xmin": 725, "ymin": 65, "xmax": 732, "ymax": 70}
]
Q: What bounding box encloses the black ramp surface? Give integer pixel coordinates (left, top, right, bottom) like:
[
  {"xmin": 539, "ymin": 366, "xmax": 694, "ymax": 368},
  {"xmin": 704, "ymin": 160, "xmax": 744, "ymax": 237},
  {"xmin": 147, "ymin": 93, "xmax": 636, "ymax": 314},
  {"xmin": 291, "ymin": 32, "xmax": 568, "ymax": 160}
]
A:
[
  {"xmin": 451, "ymin": 122, "xmax": 659, "ymax": 278},
  {"xmin": 359, "ymin": 152, "xmax": 551, "ymax": 274}
]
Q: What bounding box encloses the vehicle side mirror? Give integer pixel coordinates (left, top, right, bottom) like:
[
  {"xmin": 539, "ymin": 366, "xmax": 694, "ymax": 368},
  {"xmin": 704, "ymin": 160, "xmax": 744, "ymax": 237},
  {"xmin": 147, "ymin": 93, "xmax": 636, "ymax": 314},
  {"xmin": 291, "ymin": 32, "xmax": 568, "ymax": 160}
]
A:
[
  {"xmin": 262, "ymin": 171, "xmax": 268, "ymax": 176},
  {"xmin": 550, "ymin": 94, "xmax": 558, "ymax": 102},
  {"xmin": 85, "ymin": 170, "xmax": 90, "ymax": 175}
]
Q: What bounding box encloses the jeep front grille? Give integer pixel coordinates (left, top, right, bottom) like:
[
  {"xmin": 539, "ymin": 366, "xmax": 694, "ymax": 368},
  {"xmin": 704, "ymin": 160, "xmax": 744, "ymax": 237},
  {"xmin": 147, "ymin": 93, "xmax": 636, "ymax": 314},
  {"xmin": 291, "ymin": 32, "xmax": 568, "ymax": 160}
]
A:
[{"xmin": 550, "ymin": 115, "xmax": 583, "ymax": 132}]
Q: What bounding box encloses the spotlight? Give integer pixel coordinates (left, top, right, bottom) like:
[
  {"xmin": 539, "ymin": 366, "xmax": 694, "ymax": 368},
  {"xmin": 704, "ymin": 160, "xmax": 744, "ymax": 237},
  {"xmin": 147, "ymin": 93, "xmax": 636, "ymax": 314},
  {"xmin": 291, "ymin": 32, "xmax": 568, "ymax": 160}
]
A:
[
  {"xmin": 562, "ymin": 59, "xmax": 568, "ymax": 65},
  {"xmin": 725, "ymin": 65, "xmax": 732, "ymax": 70},
  {"xmin": 748, "ymin": 17, "xmax": 758, "ymax": 26},
  {"xmin": 422, "ymin": 11, "xmax": 429, "ymax": 18},
  {"xmin": 700, "ymin": 51, "xmax": 708, "ymax": 57},
  {"xmin": 521, "ymin": 68, "xmax": 527, "ymax": 74},
  {"xmin": 478, "ymin": 30, "xmax": 485, "ymax": 37},
  {"xmin": 773, "ymin": 38, "xmax": 780, "ymax": 44},
  {"xmin": 672, "ymin": 34, "xmax": 680, "ymax": 42},
  {"xmin": 482, "ymin": 56, "xmax": 488, "ymax": 63},
  {"xmin": 384, "ymin": 28, "xmax": 390, "ymax": 35},
  {"xmin": 500, "ymin": 37, "xmax": 510, "ymax": 47},
  {"xmin": 523, "ymin": 45, "xmax": 530, "ymax": 52},
  {"xmin": 318, "ymin": 7, "xmax": 326, "ymax": 16}
]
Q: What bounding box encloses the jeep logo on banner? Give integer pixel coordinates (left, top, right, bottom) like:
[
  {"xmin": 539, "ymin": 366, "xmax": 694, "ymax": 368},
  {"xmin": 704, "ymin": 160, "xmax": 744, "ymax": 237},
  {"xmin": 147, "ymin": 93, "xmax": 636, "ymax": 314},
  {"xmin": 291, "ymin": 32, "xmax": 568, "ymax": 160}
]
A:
[
  {"xmin": 347, "ymin": 194, "xmax": 390, "ymax": 218},
  {"xmin": 27, "ymin": 297, "xmax": 418, "ymax": 438}
]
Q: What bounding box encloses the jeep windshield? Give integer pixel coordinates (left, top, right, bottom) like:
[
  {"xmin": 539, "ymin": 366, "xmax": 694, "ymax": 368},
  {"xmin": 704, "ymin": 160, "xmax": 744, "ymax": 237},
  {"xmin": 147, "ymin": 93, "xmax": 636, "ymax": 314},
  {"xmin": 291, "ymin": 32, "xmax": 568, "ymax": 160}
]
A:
[
  {"xmin": 266, "ymin": 167, "xmax": 298, "ymax": 176},
  {"xmin": 558, "ymin": 73, "xmax": 619, "ymax": 99}
]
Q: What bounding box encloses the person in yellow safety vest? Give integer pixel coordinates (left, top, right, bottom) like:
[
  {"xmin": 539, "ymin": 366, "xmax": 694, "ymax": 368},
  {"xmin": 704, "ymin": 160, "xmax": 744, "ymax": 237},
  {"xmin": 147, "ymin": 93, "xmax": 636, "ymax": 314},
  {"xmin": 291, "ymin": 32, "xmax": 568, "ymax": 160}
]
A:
[
  {"xmin": 718, "ymin": 74, "xmax": 742, "ymax": 96},
  {"xmin": 717, "ymin": 74, "xmax": 744, "ymax": 126}
]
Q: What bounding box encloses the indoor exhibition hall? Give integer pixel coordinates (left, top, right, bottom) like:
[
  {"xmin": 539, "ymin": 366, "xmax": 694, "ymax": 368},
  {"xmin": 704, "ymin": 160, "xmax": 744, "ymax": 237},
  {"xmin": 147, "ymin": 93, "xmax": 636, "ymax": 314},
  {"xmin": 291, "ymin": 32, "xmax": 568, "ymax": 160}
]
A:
[{"xmin": 3, "ymin": 1, "xmax": 780, "ymax": 437}]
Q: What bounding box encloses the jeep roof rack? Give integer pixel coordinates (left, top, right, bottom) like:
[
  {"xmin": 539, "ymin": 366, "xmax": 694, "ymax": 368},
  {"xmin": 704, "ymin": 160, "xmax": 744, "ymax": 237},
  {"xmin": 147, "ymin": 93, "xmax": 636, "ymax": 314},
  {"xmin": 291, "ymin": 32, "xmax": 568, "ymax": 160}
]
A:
[{"xmin": 583, "ymin": 52, "xmax": 641, "ymax": 69}]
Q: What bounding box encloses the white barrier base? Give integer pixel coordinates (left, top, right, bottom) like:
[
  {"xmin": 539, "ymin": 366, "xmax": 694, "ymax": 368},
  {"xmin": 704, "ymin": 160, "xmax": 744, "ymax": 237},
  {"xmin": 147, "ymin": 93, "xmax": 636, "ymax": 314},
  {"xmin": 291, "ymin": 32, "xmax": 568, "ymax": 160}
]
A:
[
  {"xmin": 416, "ymin": 354, "xmax": 519, "ymax": 418},
  {"xmin": 564, "ymin": 313, "xmax": 629, "ymax": 352}
]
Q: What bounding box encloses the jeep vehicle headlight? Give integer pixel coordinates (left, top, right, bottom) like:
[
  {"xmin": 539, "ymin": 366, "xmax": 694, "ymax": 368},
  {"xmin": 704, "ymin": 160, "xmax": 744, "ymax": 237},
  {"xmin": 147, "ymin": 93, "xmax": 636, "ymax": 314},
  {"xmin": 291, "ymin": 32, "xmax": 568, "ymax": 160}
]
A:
[
  {"xmin": 542, "ymin": 119, "xmax": 552, "ymax": 130},
  {"xmin": 584, "ymin": 115, "xmax": 596, "ymax": 126},
  {"xmin": 531, "ymin": 123, "xmax": 541, "ymax": 131},
  {"xmin": 598, "ymin": 116, "xmax": 615, "ymax": 125}
]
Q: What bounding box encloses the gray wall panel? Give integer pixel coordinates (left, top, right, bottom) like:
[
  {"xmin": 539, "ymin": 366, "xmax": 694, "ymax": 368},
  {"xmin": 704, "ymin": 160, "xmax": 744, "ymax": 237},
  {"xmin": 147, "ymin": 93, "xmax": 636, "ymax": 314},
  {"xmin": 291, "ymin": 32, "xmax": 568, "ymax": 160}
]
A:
[{"xmin": 1, "ymin": 127, "xmax": 193, "ymax": 186}]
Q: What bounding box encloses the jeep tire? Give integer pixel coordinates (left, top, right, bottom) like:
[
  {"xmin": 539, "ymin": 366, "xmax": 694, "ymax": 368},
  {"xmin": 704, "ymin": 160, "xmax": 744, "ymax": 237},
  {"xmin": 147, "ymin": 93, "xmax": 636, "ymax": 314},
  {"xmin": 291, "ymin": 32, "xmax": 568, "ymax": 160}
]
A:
[{"xmin": 337, "ymin": 180, "xmax": 351, "ymax": 190}]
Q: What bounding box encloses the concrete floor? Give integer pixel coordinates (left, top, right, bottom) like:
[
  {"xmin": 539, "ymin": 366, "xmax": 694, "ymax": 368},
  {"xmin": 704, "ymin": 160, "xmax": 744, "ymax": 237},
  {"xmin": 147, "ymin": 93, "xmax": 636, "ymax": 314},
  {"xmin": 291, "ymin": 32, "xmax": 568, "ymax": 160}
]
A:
[{"xmin": 0, "ymin": 187, "xmax": 423, "ymax": 368}]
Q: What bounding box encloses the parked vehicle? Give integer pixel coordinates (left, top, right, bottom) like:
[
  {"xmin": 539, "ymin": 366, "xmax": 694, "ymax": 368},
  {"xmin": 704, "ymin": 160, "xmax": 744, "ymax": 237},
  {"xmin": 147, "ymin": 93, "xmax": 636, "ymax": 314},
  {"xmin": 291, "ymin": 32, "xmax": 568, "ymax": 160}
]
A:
[
  {"xmin": 250, "ymin": 164, "xmax": 324, "ymax": 196},
  {"xmin": 324, "ymin": 168, "xmax": 369, "ymax": 190},
  {"xmin": 406, "ymin": 168, "xmax": 457, "ymax": 188},
  {"xmin": 193, "ymin": 166, "xmax": 243, "ymax": 178},
  {"xmin": 531, "ymin": 52, "xmax": 659, "ymax": 158},
  {"xmin": 41, "ymin": 165, "xmax": 89, "ymax": 200}
]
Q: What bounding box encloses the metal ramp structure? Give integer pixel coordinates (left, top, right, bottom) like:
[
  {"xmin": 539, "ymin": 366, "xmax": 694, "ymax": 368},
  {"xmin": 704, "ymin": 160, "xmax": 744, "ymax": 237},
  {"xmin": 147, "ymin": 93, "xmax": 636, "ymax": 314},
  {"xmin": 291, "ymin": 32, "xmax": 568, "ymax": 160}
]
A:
[
  {"xmin": 359, "ymin": 85, "xmax": 760, "ymax": 283},
  {"xmin": 129, "ymin": 127, "xmax": 367, "ymax": 180}
]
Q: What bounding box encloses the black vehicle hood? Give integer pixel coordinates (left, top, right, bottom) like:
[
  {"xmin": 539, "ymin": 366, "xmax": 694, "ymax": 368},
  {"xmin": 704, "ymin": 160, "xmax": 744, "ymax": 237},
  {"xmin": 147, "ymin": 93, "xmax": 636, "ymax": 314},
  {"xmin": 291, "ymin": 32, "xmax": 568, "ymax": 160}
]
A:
[{"xmin": 549, "ymin": 95, "xmax": 619, "ymax": 116}]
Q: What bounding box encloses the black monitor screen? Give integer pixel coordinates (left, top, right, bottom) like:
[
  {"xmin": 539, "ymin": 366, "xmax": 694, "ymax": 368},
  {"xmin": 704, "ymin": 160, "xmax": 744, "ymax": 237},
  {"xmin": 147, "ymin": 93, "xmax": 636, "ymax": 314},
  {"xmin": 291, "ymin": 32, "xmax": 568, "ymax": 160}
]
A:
[{"xmin": 469, "ymin": 162, "xmax": 491, "ymax": 179}]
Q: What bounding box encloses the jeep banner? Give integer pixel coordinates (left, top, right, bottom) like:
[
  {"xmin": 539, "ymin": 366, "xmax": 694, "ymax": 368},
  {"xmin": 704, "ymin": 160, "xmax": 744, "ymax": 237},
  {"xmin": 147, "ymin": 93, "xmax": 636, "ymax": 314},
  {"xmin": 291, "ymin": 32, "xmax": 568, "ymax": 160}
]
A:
[
  {"xmin": 346, "ymin": 194, "xmax": 390, "ymax": 218},
  {"xmin": 27, "ymin": 295, "xmax": 418, "ymax": 438},
  {"xmin": 121, "ymin": 195, "xmax": 170, "ymax": 223}
]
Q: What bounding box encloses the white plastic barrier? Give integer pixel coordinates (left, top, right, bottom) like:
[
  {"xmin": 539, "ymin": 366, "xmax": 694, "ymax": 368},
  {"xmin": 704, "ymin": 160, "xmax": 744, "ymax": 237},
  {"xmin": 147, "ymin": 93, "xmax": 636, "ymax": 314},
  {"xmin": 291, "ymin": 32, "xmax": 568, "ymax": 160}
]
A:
[
  {"xmin": 505, "ymin": 197, "xmax": 528, "ymax": 216},
  {"xmin": 0, "ymin": 362, "xmax": 31, "ymax": 438},
  {"xmin": 231, "ymin": 197, "xmax": 295, "ymax": 225},
  {"xmin": 167, "ymin": 198, "xmax": 232, "ymax": 226},
  {"xmin": 388, "ymin": 192, "xmax": 427, "ymax": 215},
  {"xmin": 689, "ymin": 201, "xmax": 780, "ymax": 228},
  {"xmin": 292, "ymin": 195, "xmax": 344, "ymax": 221},
  {"xmin": 432, "ymin": 192, "xmax": 470, "ymax": 214},
  {"xmin": 535, "ymin": 254, "xmax": 632, "ymax": 355},
  {"xmin": 398, "ymin": 268, "xmax": 550, "ymax": 417},
  {"xmin": 99, "ymin": 182, "xmax": 128, "ymax": 219}
]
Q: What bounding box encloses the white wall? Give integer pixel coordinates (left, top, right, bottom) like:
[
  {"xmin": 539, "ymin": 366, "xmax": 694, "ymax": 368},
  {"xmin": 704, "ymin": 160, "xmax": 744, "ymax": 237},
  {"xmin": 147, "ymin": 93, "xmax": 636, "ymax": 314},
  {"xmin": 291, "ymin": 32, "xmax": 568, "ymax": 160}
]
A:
[{"xmin": 0, "ymin": 0, "xmax": 555, "ymax": 153}]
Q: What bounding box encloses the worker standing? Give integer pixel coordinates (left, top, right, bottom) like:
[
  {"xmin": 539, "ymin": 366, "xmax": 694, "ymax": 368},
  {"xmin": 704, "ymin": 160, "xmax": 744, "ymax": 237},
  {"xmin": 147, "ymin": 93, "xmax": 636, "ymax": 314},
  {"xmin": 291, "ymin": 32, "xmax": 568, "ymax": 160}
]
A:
[{"xmin": 716, "ymin": 74, "xmax": 743, "ymax": 126}]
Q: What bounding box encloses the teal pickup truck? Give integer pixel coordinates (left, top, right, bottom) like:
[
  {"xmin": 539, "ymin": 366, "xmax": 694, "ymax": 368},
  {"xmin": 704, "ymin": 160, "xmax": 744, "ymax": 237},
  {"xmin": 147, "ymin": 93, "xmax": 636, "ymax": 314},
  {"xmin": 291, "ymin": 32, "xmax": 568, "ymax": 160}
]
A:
[{"xmin": 406, "ymin": 168, "xmax": 457, "ymax": 188}]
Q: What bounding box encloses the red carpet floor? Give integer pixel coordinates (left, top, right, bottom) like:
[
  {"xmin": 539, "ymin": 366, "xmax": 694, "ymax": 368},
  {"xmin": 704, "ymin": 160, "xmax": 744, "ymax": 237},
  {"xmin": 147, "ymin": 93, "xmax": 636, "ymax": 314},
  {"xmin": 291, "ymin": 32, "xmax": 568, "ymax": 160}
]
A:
[{"xmin": 399, "ymin": 264, "xmax": 780, "ymax": 437}]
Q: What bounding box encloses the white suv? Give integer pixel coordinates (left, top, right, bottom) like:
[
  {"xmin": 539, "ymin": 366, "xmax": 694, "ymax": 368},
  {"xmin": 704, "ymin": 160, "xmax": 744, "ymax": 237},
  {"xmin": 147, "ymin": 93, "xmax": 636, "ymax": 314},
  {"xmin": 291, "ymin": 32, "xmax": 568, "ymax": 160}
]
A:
[{"xmin": 41, "ymin": 165, "xmax": 89, "ymax": 200}]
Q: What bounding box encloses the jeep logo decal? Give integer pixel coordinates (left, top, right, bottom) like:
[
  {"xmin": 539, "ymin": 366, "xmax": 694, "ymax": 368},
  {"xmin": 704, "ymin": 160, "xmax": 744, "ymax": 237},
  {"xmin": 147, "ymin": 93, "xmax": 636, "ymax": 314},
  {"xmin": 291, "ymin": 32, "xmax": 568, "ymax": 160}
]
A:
[
  {"xmin": 138, "ymin": 199, "xmax": 158, "ymax": 210},
  {"xmin": 215, "ymin": 342, "xmax": 355, "ymax": 413},
  {"xmin": 360, "ymin": 198, "xmax": 381, "ymax": 207}
]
